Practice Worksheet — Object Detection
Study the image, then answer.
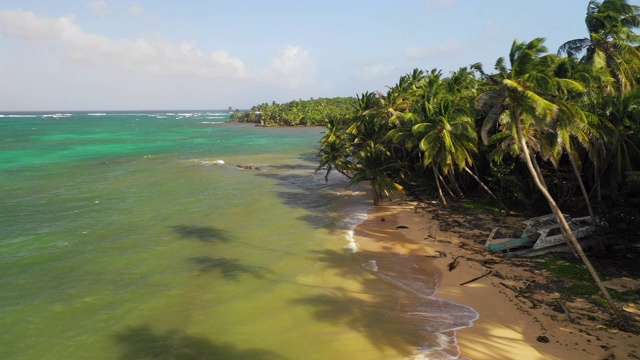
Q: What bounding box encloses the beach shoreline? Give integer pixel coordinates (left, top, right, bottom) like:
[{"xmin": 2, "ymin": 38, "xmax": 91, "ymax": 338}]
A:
[{"xmin": 353, "ymin": 200, "xmax": 639, "ymax": 360}]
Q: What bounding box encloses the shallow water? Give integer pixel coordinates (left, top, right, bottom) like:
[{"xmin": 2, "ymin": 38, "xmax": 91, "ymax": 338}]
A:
[{"xmin": 0, "ymin": 112, "xmax": 476, "ymax": 359}]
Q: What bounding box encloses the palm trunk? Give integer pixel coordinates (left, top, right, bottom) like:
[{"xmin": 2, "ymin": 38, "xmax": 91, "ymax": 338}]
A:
[
  {"xmin": 463, "ymin": 166, "xmax": 509, "ymax": 213},
  {"xmin": 432, "ymin": 163, "xmax": 448, "ymax": 206},
  {"xmin": 515, "ymin": 117, "xmax": 628, "ymax": 327},
  {"xmin": 530, "ymin": 153, "xmax": 548, "ymax": 189},
  {"xmin": 438, "ymin": 172, "xmax": 458, "ymax": 200},
  {"xmin": 568, "ymin": 152, "xmax": 598, "ymax": 224},
  {"xmin": 447, "ymin": 171, "xmax": 465, "ymax": 199},
  {"xmin": 371, "ymin": 181, "xmax": 380, "ymax": 206},
  {"xmin": 595, "ymin": 164, "xmax": 602, "ymax": 204}
]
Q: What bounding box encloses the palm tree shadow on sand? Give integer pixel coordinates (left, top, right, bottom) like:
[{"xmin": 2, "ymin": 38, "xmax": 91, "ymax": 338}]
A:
[{"xmin": 113, "ymin": 324, "xmax": 287, "ymax": 360}]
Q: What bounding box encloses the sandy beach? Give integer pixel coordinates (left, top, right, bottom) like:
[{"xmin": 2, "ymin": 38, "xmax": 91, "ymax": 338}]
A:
[{"xmin": 353, "ymin": 201, "xmax": 640, "ymax": 360}]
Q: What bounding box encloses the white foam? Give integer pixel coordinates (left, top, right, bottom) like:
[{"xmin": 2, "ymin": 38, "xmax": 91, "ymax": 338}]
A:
[
  {"xmin": 344, "ymin": 229, "xmax": 358, "ymax": 253},
  {"xmin": 361, "ymin": 259, "xmax": 378, "ymax": 272},
  {"xmin": 42, "ymin": 114, "xmax": 72, "ymax": 118},
  {"xmin": 411, "ymin": 331, "xmax": 466, "ymax": 360},
  {"xmin": 188, "ymin": 159, "xmax": 225, "ymax": 166}
]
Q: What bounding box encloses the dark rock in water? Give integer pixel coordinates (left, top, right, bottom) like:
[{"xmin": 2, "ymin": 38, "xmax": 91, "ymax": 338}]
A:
[{"xmin": 396, "ymin": 225, "xmax": 408, "ymax": 229}]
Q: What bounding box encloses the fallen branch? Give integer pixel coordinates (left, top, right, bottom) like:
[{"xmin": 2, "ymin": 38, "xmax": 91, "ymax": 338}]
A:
[
  {"xmin": 499, "ymin": 282, "xmax": 520, "ymax": 293},
  {"xmin": 557, "ymin": 299, "xmax": 572, "ymax": 321},
  {"xmin": 460, "ymin": 270, "xmax": 492, "ymax": 286},
  {"xmin": 447, "ymin": 256, "xmax": 462, "ymax": 271}
]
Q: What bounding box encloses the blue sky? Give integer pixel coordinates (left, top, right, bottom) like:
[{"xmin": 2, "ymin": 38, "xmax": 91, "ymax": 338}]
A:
[{"xmin": 0, "ymin": 0, "xmax": 598, "ymax": 111}]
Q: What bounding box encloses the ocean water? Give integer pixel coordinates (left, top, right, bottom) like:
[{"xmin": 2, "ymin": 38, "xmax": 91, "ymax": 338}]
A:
[{"xmin": 0, "ymin": 112, "xmax": 477, "ymax": 359}]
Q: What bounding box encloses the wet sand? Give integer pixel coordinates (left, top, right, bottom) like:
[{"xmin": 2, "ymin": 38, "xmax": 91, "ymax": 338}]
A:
[{"xmin": 353, "ymin": 201, "xmax": 639, "ymax": 359}]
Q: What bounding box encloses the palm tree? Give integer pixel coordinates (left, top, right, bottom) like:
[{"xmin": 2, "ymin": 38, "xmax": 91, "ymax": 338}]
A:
[
  {"xmin": 543, "ymin": 56, "xmax": 606, "ymax": 223},
  {"xmin": 316, "ymin": 116, "xmax": 354, "ymax": 182},
  {"xmin": 595, "ymin": 87, "xmax": 640, "ymax": 188},
  {"xmin": 408, "ymin": 68, "xmax": 488, "ymax": 206},
  {"xmin": 558, "ymin": 0, "xmax": 640, "ymax": 93},
  {"xmin": 547, "ymin": 99, "xmax": 603, "ymax": 223},
  {"xmin": 481, "ymin": 38, "xmax": 627, "ymax": 325},
  {"xmin": 348, "ymin": 141, "xmax": 405, "ymax": 205},
  {"xmin": 347, "ymin": 91, "xmax": 385, "ymax": 145},
  {"xmin": 413, "ymin": 96, "xmax": 477, "ymax": 205}
]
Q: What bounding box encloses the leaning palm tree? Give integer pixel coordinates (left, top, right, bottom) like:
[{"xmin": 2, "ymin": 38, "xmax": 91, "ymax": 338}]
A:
[
  {"xmin": 316, "ymin": 116, "xmax": 354, "ymax": 182},
  {"xmin": 547, "ymin": 100, "xmax": 603, "ymax": 223},
  {"xmin": 594, "ymin": 87, "xmax": 640, "ymax": 188},
  {"xmin": 409, "ymin": 68, "xmax": 505, "ymax": 207},
  {"xmin": 558, "ymin": 0, "xmax": 640, "ymax": 94},
  {"xmin": 348, "ymin": 141, "xmax": 405, "ymax": 205},
  {"xmin": 481, "ymin": 38, "xmax": 628, "ymax": 325},
  {"xmin": 413, "ymin": 96, "xmax": 477, "ymax": 206},
  {"xmin": 543, "ymin": 56, "xmax": 606, "ymax": 223}
]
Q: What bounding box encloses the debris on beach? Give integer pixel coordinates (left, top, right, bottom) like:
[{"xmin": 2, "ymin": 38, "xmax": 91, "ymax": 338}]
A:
[
  {"xmin": 484, "ymin": 214, "xmax": 599, "ymax": 256},
  {"xmin": 447, "ymin": 256, "xmax": 462, "ymax": 271}
]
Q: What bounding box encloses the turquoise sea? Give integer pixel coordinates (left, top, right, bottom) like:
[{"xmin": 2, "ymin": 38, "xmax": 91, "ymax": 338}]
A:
[{"xmin": 0, "ymin": 112, "xmax": 477, "ymax": 359}]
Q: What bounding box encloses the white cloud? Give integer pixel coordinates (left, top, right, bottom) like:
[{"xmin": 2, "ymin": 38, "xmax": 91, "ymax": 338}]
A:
[
  {"xmin": 263, "ymin": 45, "xmax": 316, "ymax": 89},
  {"xmin": 88, "ymin": 1, "xmax": 109, "ymax": 17},
  {"xmin": 0, "ymin": 10, "xmax": 247, "ymax": 79},
  {"xmin": 404, "ymin": 41, "xmax": 461, "ymax": 60},
  {"xmin": 128, "ymin": 4, "xmax": 144, "ymax": 17}
]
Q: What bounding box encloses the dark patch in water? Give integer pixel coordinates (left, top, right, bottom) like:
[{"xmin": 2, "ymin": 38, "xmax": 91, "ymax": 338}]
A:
[
  {"xmin": 189, "ymin": 256, "xmax": 271, "ymax": 280},
  {"xmin": 113, "ymin": 324, "xmax": 288, "ymax": 359},
  {"xmin": 310, "ymin": 249, "xmax": 363, "ymax": 279},
  {"xmin": 171, "ymin": 225, "xmax": 232, "ymax": 243},
  {"xmin": 257, "ymin": 172, "xmax": 352, "ymax": 230}
]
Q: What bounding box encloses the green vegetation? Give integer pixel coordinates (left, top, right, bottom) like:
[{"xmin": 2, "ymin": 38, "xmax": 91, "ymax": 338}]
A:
[
  {"xmin": 539, "ymin": 255, "xmax": 640, "ymax": 303},
  {"xmin": 310, "ymin": 0, "xmax": 640, "ymax": 217},
  {"xmin": 229, "ymin": 97, "xmax": 356, "ymax": 126},
  {"xmin": 236, "ymin": 1, "xmax": 640, "ymax": 224},
  {"xmin": 542, "ymin": 257, "xmax": 593, "ymax": 282}
]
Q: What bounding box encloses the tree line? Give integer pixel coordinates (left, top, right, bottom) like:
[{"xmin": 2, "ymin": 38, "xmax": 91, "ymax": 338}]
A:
[
  {"xmin": 229, "ymin": 97, "xmax": 356, "ymax": 126},
  {"xmin": 317, "ymin": 0, "xmax": 640, "ymax": 213}
]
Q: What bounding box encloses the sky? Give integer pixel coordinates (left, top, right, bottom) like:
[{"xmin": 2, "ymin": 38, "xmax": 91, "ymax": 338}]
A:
[{"xmin": 0, "ymin": 0, "xmax": 601, "ymax": 111}]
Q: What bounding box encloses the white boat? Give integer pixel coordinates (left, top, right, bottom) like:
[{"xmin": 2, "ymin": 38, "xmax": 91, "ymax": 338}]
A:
[{"xmin": 485, "ymin": 214, "xmax": 599, "ymax": 256}]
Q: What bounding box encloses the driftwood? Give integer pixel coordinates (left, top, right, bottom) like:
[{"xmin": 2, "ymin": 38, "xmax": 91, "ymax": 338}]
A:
[
  {"xmin": 447, "ymin": 256, "xmax": 462, "ymax": 271},
  {"xmin": 499, "ymin": 282, "xmax": 520, "ymax": 293},
  {"xmin": 460, "ymin": 270, "xmax": 493, "ymax": 286},
  {"xmin": 557, "ymin": 299, "xmax": 572, "ymax": 321}
]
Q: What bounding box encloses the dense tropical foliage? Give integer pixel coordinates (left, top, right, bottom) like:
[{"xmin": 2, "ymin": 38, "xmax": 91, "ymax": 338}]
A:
[
  {"xmin": 229, "ymin": 97, "xmax": 355, "ymax": 126},
  {"xmin": 311, "ymin": 0, "xmax": 640, "ymax": 215},
  {"xmin": 234, "ymin": 0, "xmax": 640, "ymax": 219}
]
